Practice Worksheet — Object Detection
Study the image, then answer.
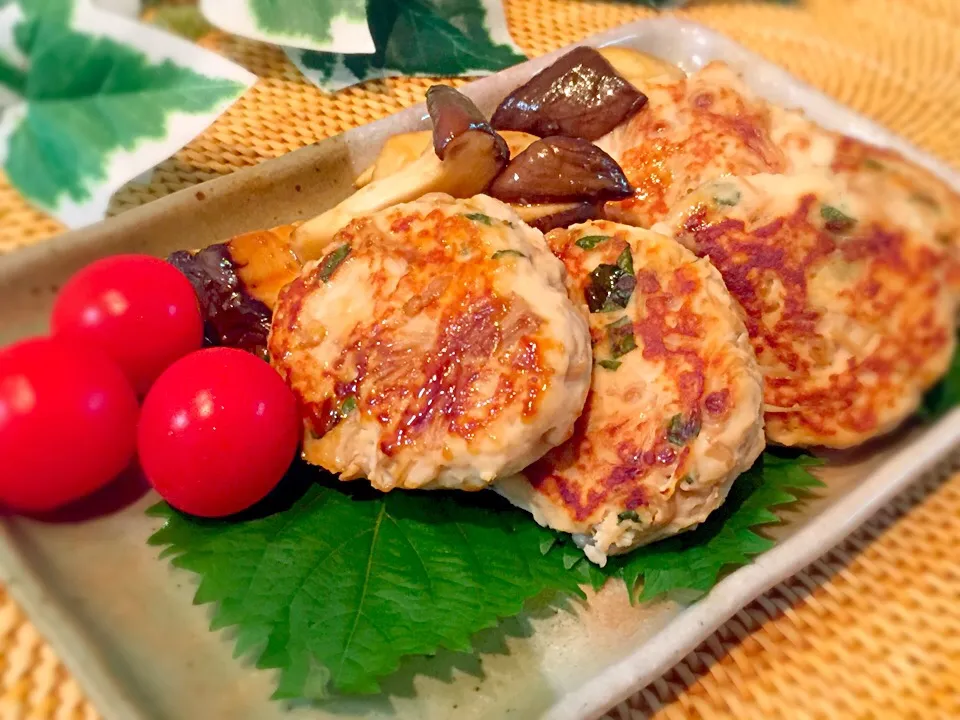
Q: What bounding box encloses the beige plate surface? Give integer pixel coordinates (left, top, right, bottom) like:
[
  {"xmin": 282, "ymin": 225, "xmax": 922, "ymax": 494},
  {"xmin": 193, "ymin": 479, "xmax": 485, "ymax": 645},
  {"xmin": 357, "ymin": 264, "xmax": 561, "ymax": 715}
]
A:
[{"xmin": 0, "ymin": 17, "xmax": 958, "ymax": 720}]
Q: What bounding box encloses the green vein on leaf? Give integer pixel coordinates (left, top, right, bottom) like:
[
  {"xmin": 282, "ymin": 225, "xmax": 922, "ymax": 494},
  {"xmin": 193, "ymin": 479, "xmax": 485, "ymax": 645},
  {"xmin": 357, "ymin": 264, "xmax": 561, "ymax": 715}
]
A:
[{"xmin": 335, "ymin": 502, "xmax": 384, "ymax": 691}]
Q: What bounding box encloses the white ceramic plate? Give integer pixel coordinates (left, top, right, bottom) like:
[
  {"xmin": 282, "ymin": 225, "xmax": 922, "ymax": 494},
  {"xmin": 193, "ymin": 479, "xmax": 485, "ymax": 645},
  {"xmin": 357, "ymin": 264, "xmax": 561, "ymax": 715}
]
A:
[{"xmin": 0, "ymin": 17, "xmax": 958, "ymax": 720}]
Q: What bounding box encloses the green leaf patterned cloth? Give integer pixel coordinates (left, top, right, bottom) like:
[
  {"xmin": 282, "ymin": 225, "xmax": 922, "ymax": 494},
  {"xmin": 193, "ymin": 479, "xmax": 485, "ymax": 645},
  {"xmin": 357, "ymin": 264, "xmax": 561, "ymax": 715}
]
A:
[
  {"xmin": 0, "ymin": 0, "xmax": 253, "ymax": 226},
  {"xmin": 199, "ymin": 0, "xmax": 374, "ymax": 54},
  {"xmin": 286, "ymin": 0, "xmax": 526, "ymax": 92}
]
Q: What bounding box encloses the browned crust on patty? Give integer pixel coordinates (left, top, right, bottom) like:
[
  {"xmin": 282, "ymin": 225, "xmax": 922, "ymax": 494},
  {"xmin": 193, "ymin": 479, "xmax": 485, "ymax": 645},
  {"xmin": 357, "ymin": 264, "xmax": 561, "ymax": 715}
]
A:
[
  {"xmin": 601, "ymin": 63, "xmax": 787, "ymax": 228},
  {"xmin": 666, "ymin": 179, "xmax": 955, "ymax": 446},
  {"xmin": 271, "ymin": 209, "xmax": 552, "ymax": 455}
]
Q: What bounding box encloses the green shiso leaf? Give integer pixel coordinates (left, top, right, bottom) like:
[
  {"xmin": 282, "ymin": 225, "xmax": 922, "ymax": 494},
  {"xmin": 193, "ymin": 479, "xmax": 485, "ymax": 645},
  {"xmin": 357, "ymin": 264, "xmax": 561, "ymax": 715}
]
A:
[
  {"xmin": 666, "ymin": 412, "xmax": 701, "ymax": 446},
  {"xmin": 919, "ymin": 335, "xmax": 960, "ymax": 420},
  {"xmin": 148, "ymin": 469, "xmax": 585, "ymax": 698},
  {"xmin": 606, "ymin": 315, "xmax": 637, "ymax": 358},
  {"xmin": 148, "ymin": 451, "xmax": 822, "ymax": 699},
  {"xmin": 820, "ymin": 204, "xmax": 856, "ymax": 232},
  {"xmin": 491, "ymin": 249, "xmax": 526, "ymax": 259},
  {"xmin": 586, "ymin": 263, "xmax": 636, "ymax": 313},
  {"xmin": 609, "ymin": 452, "xmax": 824, "ymax": 602},
  {"xmin": 339, "ymin": 394, "xmax": 357, "ymax": 416},
  {"xmin": 317, "ymin": 243, "xmax": 351, "ymax": 281},
  {"xmin": 575, "ymin": 235, "xmax": 611, "ymax": 250},
  {"xmin": 462, "ymin": 212, "xmax": 494, "ymax": 225}
]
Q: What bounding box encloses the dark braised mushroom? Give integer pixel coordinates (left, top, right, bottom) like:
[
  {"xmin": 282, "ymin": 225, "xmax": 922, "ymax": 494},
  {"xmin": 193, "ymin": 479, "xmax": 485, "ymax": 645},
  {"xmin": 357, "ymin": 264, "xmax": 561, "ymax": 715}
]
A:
[
  {"xmin": 293, "ymin": 86, "xmax": 510, "ymax": 261},
  {"xmin": 513, "ymin": 201, "xmax": 601, "ymax": 233},
  {"xmin": 489, "ymin": 136, "xmax": 631, "ymax": 205},
  {"xmin": 354, "ymin": 129, "xmax": 538, "ymax": 189},
  {"xmin": 168, "ymin": 244, "xmax": 274, "ymax": 359},
  {"xmin": 426, "ymin": 84, "xmax": 509, "ymax": 163},
  {"xmin": 491, "ymin": 46, "xmax": 648, "ymax": 141},
  {"xmin": 168, "ymin": 226, "xmax": 300, "ymax": 358}
]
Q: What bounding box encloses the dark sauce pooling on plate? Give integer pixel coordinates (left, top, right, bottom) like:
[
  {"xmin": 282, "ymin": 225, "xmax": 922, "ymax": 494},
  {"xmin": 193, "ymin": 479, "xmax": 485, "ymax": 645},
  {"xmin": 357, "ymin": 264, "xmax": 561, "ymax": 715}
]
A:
[{"xmin": 168, "ymin": 244, "xmax": 272, "ymax": 359}]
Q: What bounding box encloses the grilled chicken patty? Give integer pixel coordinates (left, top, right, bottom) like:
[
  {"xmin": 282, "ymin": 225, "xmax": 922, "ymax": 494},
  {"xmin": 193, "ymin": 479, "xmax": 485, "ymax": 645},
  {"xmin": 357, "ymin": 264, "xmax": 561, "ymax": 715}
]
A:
[
  {"xmin": 269, "ymin": 194, "xmax": 592, "ymax": 491},
  {"xmin": 598, "ymin": 62, "xmax": 787, "ymax": 228},
  {"xmin": 770, "ymin": 105, "xmax": 960, "ymax": 282},
  {"xmin": 496, "ymin": 221, "xmax": 765, "ymax": 565},
  {"xmin": 653, "ymin": 172, "xmax": 957, "ymax": 448}
]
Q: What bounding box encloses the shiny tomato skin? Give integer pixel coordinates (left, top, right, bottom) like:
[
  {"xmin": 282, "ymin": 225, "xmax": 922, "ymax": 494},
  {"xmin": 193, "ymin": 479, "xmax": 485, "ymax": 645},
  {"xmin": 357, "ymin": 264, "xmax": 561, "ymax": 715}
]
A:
[
  {"xmin": 0, "ymin": 336, "xmax": 139, "ymax": 512},
  {"xmin": 138, "ymin": 347, "xmax": 301, "ymax": 518},
  {"xmin": 52, "ymin": 254, "xmax": 204, "ymax": 395}
]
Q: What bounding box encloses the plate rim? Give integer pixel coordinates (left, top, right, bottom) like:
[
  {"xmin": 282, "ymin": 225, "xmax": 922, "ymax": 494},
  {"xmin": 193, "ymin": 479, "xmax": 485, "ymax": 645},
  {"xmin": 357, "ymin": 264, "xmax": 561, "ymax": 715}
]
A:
[
  {"xmin": 551, "ymin": 410, "xmax": 960, "ymax": 719},
  {"xmin": 0, "ymin": 16, "xmax": 958, "ymax": 720},
  {"xmin": 546, "ymin": 18, "xmax": 960, "ymax": 718}
]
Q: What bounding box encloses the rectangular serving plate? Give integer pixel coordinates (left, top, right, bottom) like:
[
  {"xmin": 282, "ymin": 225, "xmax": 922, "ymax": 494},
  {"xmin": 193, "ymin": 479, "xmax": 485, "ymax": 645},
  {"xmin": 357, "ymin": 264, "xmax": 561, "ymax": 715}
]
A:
[{"xmin": 1, "ymin": 17, "xmax": 958, "ymax": 720}]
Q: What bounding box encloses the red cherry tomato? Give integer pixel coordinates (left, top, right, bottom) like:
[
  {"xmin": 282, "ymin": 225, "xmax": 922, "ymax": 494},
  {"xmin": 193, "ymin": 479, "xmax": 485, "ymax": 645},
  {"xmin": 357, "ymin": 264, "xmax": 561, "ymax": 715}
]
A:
[
  {"xmin": 0, "ymin": 337, "xmax": 139, "ymax": 513},
  {"xmin": 52, "ymin": 254, "xmax": 203, "ymax": 395},
  {"xmin": 138, "ymin": 347, "xmax": 301, "ymax": 517}
]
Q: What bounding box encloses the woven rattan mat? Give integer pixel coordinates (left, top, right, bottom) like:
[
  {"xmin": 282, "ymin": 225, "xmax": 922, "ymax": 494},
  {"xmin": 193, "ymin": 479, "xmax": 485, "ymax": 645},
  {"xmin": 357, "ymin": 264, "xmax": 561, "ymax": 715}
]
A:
[{"xmin": 2, "ymin": 0, "xmax": 959, "ymax": 718}]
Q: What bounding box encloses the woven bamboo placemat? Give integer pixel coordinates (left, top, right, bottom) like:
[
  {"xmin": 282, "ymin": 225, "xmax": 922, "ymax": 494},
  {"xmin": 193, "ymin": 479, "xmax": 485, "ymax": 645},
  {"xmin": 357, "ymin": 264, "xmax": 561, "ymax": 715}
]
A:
[{"xmin": 1, "ymin": 0, "xmax": 959, "ymax": 718}]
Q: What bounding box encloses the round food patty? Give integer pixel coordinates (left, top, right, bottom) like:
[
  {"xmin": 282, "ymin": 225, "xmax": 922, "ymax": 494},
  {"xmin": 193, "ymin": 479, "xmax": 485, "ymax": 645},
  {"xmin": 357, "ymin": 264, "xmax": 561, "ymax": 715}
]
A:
[
  {"xmin": 770, "ymin": 105, "xmax": 960, "ymax": 289},
  {"xmin": 653, "ymin": 172, "xmax": 958, "ymax": 448},
  {"xmin": 496, "ymin": 220, "xmax": 765, "ymax": 566},
  {"xmin": 597, "ymin": 61, "xmax": 787, "ymax": 229},
  {"xmin": 269, "ymin": 194, "xmax": 592, "ymax": 491}
]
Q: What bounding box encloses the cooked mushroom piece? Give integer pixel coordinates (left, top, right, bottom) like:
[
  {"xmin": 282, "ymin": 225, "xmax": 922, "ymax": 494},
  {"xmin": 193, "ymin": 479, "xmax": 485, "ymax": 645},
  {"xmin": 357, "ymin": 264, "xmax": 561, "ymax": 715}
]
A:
[
  {"xmin": 168, "ymin": 225, "xmax": 301, "ymax": 358},
  {"xmin": 427, "ymin": 85, "xmax": 506, "ymax": 160},
  {"xmin": 514, "ymin": 201, "xmax": 601, "ymax": 232},
  {"xmin": 353, "ymin": 131, "xmax": 432, "ymax": 188},
  {"xmin": 489, "ymin": 136, "xmax": 631, "ymax": 205},
  {"xmin": 292, "ymin": 85, "xmax": 510, "ymax": 261},
  {"xmin": 491, "ymin": 46, "xmax": 648, "ymax": 141},
  {"xmin": 355, "ymin": 129, "xmax": 537, "ymax": 189}
]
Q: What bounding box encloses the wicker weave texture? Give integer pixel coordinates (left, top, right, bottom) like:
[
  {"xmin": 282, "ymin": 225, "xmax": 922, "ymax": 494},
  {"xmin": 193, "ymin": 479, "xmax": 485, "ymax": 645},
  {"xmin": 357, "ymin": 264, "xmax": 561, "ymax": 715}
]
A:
[
  {"xmin": 3, "ymin": 0, "xmax": 960, "ymax": 251},
  {"xmin": 604, "ymin": 464, "xmax": 960, "ymax": 720},
  {"xmin": 0, "ymin": 589, "xmax": 98, "ymax": 720},
  {"xmin": 1, "ymin": 1, "xmax": 959, "ymax": 718}
]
